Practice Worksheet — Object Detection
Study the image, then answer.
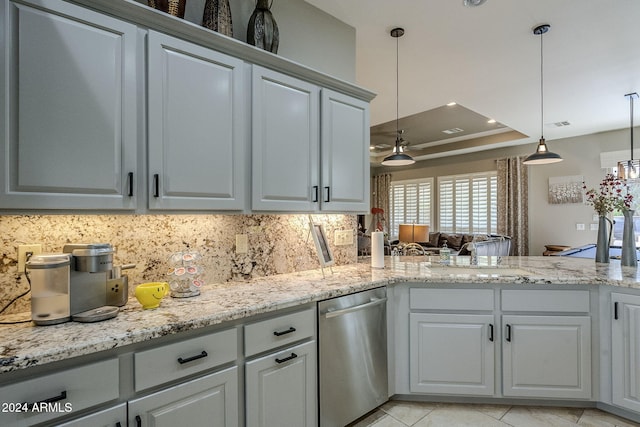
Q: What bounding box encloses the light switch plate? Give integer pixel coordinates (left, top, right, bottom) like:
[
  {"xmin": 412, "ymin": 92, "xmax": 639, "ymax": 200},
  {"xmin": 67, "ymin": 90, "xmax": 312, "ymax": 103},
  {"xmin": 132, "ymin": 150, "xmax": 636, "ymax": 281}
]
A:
[
  {"xmin": 235, "ymin": 234, "xmax": 248, "ymax": 254},
  {"xmin": 334, "ymin": 229, "xmax": 354, "ymax": 246},
  {"xmin": 590, "ymin": 223, "xmax": 598, "ymax": 231},
  {"xmin": 576, "ymin": 223, "xmax": 586, "ymax": 231}
]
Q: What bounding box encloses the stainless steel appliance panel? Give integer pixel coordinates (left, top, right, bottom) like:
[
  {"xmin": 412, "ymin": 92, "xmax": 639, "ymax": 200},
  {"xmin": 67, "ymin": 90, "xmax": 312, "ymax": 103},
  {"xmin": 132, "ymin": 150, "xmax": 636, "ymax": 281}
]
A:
[{"xmin": 318, "ymin": 287, "xmax": 388, "ymax": 427}]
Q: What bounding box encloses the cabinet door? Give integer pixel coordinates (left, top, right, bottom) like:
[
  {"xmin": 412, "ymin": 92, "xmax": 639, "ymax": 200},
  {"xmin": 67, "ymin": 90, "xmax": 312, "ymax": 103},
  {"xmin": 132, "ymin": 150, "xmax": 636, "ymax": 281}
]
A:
[
  {"xmin": 612, "ymin": 293, "xmax": 640, "ymax": 412},
  {"xmin": 409, "ymin": 313, "xmax": 495, "ymax": 396},
  {"xmin": 56, "ymin": 403, "xmax": 126, "ymax": 427},
  {"xmin": 502, "ymin": 315, "xmax": 591, "ymax": 399},
  {"xmin": 251, "ymin": 65, "xmax": 320, "ymax": 211},
  {"xmin": 129, "ymin": 366, "xmax": 238, "ymax": 427},
  {"xmin": 245, "ymin": 340, "xmax": 317, "ymax": 427},
  {"xmin": 320, "ymin": 89, "xmax": 370, "ymax": 212},
  {"xmin": 0, "ymin": 0, "xmax": 138, "ymax": 209},
  {"xmin": 147, "ymin": 31, "xmax": 246, "ymax": 210}
]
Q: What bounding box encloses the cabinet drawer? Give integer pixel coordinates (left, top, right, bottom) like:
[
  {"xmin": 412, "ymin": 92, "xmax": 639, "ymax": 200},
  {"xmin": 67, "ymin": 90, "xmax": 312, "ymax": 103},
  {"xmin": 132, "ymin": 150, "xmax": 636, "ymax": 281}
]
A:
[
  {"xmin": 410, "ymin": 288, "xmax": 494, "ymax": 311},
  {"xmin": 501, "ymin": 290, "xmax": 589, "ymax": 312},
  {"xmin": 245, "ymin": 307, "xmax": 315, "ymax": 357},
  {"xmin": 0, "ymin": 358, "xmax": 119, "ymax": 427},
  {"xmin": 134, "ymin": 327, "xmax": 237, "ymax": 392}
]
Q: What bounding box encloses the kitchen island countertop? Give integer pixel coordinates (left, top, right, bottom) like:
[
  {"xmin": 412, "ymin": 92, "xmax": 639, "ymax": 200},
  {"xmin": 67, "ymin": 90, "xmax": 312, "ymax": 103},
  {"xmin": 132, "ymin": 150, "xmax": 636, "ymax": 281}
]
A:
[{"xmin": 1, "ymin": 255, "xmax": 640, "ymax": 374}]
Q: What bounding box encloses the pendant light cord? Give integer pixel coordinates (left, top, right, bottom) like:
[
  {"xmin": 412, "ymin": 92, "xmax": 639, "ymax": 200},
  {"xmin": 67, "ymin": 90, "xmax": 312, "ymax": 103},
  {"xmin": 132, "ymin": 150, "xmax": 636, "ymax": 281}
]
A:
[
  {"xmin": 631, "ymin": 94, "xmax": 635, "ymax": 161},
  {"xmin": 540, "ymin": 30, "xmax": 544, "ymax": 140},
  {"xmin": 395, "ymin": 33, "xmax": 400, "ymax": 151}
]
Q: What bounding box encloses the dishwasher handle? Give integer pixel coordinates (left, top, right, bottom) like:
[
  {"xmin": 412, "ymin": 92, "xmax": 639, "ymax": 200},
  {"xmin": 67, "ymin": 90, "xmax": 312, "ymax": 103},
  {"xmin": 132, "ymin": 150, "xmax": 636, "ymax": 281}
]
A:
[{"xmin": 323, "ymin": 297, "xmax": 387, "ymax": 319}]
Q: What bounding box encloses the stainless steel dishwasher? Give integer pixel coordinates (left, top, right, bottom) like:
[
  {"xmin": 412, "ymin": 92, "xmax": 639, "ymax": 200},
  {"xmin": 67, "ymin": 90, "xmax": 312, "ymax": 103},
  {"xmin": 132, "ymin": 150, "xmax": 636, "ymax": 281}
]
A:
[{"xmin": 318, "ymin": 287, "xmax": 388, "ymax": 427}]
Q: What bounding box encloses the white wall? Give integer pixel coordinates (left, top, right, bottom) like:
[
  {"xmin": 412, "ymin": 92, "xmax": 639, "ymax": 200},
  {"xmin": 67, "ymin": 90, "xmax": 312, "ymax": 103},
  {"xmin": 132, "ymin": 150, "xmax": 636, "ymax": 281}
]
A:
[{"xmin": 135, "ymin": 0, "xmax": 356, "ymax": 81}]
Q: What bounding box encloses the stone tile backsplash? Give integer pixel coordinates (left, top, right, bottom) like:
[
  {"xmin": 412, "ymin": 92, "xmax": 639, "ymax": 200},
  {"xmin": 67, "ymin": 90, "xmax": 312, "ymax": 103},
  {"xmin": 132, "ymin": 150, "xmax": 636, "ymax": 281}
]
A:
[{"xmin": 0, "ymin": 214, "xmax": 356, "ymax": 314}]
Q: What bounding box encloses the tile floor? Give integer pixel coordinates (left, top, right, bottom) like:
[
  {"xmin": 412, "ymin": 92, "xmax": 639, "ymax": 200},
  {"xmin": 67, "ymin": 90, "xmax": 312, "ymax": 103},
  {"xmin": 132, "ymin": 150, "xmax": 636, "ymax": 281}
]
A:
[{"xmin": 349, "ymin": 401, "xmax": 640, "ymax": 427}]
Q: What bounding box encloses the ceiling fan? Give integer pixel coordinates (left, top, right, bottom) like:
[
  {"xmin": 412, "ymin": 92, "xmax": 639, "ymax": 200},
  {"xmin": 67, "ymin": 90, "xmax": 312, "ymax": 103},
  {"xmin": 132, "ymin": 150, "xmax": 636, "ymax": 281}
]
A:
[{"xmin": 372, "ymin": 129, "xmax": 411, "ymax": 153}]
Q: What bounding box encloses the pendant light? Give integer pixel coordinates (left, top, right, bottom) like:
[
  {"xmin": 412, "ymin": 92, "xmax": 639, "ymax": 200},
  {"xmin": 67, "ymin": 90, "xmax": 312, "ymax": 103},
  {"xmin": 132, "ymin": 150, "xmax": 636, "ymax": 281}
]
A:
[
  {"xmin": 523, "ymin": 24, "xmax": 563, "ymax": 165},
  {"xmin": 382, "ymin": 27, "xmax": 415, "ymax": 166},
  {"xmin": 617, "ymin": 92, "xmax": 639, "ymax": 179}
]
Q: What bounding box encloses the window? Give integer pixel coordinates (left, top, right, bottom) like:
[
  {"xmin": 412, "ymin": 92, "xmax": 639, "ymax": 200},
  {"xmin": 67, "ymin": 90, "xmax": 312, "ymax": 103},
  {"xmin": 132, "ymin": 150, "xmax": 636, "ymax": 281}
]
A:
[
  {"xmin": 438, "ymin": 172, "xmax": 497, "ymax": 233},
  {"xmin": 388, "ymin": 178, "xmax": 433, "ymax": 239}
]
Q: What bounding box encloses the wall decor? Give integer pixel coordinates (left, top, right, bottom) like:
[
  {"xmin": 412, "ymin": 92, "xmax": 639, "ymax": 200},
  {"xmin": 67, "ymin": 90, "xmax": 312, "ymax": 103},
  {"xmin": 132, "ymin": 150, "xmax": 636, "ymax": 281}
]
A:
[
  {"xmin": 247, "ymin": 0, "xmax": 279, "ymax": 53},
  {"xmin": 148, "ymin": 0, "xmax": 186, "ymax": 18},
  {"xmin": 202, "ymin": 0, "xmax": 233, "ymax": 37},
  {"xmin": 548, "ymin": 175, "xmax": 584, "ymax": 204}
]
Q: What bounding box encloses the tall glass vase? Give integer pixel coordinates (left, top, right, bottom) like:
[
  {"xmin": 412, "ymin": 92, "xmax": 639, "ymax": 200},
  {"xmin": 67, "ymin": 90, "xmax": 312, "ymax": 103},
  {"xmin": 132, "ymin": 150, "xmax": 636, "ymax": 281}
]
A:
[
  {"xmin": 621, "ymin": 209, "xmax": 638, "ymax": 267},
  {"xmin": 595, "ymin": 215, "xmax": 612, "ymax": 263}
]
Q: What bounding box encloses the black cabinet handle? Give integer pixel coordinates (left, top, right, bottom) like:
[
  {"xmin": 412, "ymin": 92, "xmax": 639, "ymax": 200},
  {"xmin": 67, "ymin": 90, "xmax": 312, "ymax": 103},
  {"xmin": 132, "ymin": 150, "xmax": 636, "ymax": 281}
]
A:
[
  {"xmin": 24, "ymin": 390, "xmax": 67, "ymax": 407},
  {"xmin": 324, "ymin": 186, "xmax": 330, "ymax": 202},
  {"xmin": 614, "ymin": 302, "xmax": 619, "ymax": 320},
  {"xmin": 135, "ymin": 415, "xmax": 142, "ymax": 427},
  {"xmin": 312, "ymin": 186, "xmax": 319, "ymax": 203},
  {"xmin": 273, "ymin": 327, "xmax": 296, "ymax": 337},
  {"xmin": 127, "ymin": 172, "xmax": 134, "ymax": 197},
  {"xmin": 275, "ymin": 352, "xmax": 298, "ymax": 364},
  {"xmin": 489, "ymin": 324, "xmax": 494, "ymax": 342},
  {"xmin": 177, "ymin": 350, "xmax": 208, "ymax": 365},
  {"xmin": 153, "ymin": 174, "xmax": 159, "ymax": 198},
  {"xmin": 505, "ymin": 324, "xmax": 512, "ymax": 342}
]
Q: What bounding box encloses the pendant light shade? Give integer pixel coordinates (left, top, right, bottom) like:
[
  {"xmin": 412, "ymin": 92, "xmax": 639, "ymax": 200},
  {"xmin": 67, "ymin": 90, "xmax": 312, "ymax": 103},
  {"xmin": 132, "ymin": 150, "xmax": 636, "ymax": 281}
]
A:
[
  {"xmin": 523, "ymin": 24, "xmax": 563, "ymax": 165},
  {"xmin": 617, "ymin": 92, "xmax": 639, "ymax": 180},
  {"xmin": 382, "ymin": 27, "xmax": 415, "ymax": 167}
]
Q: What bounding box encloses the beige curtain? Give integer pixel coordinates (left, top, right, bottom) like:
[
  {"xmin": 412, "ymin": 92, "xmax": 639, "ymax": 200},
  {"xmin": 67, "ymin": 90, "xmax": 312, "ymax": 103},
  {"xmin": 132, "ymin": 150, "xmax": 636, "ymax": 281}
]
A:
[
  {"xmin": 371, "ymin": 174, "xmax": 392, "ymax": 232},
  {"xmin": 496, "ymin": 156, "xmax": 529, "ymax": 255}
]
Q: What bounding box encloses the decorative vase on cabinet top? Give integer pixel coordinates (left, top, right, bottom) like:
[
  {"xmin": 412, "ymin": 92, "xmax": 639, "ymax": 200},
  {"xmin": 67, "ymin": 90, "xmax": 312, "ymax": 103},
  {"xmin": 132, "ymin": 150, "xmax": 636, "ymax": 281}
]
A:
[
  {"xmin": 148, "ymin": 0, "xmax": 186, "ymax": 18},
  {"xmin": 247, "ymin": 0, "xmax": 279, "ymax": 54},
  {"xmin": 202, "ymin": 0, "xmax": 233, "ymax": 37}
]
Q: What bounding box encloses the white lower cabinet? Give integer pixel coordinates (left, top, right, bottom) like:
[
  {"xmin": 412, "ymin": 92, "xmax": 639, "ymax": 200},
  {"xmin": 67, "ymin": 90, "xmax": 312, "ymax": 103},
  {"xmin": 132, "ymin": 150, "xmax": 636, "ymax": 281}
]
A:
[
  {"xmin": 409, "ymin": 313, "xmax": 495, "ymax": 395},
  {"xmin": 128, "ymin": 366, "xmax": 238, "ymax": 427},
  {"xmin": 612, "ymin": 292, "xmax": 640, "ymax": 412},
  {"xmin": 245, "ymin": 340, "xmax": 317, "ymax": 427},
  {"xmin": 55, "ymin": 403, "xmax": 126, "ymax": 427},
  {"xmin": 502, "ymin": 315, "xmax": 591, "ymax": 399}
]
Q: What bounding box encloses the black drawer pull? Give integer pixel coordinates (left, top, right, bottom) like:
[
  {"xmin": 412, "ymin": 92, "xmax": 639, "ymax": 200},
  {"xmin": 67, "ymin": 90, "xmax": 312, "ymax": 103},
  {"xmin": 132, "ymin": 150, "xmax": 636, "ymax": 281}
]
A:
[
  {"xmin": 24, "ymin": 390, "xmax": 67, "ymax": 407},
  {"xmin": 312, "ymin": 185, "xmax": 319, "ymax": 202},
  {"xmin": 127, "ymin": 172, "xmax": 134, "ymax": 197},
  {"xmin": 135, "ymin": 415, "xmax": 142, "ymax": 427},
  {"xmin": 275, "ymin": 353, "xmax": 298, "ymax": 364},
  {"xmin": 324, "ymin": 186, "xmax": 331, "ymax": 202},
  {"xmin": 505, "ymin": 324, "xmax": 512, "ymax": 342},
  {"xmin": 488, "ymin": 324, "xmax": 494, "ymax": 342},
  {"xmin": 614, "ymin": 301, "xmax": 619, "ymax": 320},
  {"xmin": 273, "ymin": 327, "xmax": 296, "ymax": 337},
  {"xmin": 177, "ymin": 350, "xmax": 208, "ymax": 365},
  {"xmin": 153, "ymin": 174, "xmax": 159, "ymax": 198}
]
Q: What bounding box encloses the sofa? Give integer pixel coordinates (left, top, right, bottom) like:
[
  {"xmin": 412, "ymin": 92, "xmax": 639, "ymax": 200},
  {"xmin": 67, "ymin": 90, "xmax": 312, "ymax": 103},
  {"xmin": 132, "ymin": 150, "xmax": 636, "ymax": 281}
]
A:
[{"xmin": 398, "ymin": 232, "xmax": 511, "ymax": 256}]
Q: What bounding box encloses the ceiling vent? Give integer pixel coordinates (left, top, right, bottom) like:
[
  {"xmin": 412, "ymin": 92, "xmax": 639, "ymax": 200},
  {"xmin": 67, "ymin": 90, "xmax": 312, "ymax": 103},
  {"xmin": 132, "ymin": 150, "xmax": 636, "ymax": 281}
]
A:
[
  {"xmin": 442, "ymin": 127, "xmax": 464, "ymax": 134},
  {"xmin": 552, "ymin": 121, "xmax": 571, "ymax": 127}
]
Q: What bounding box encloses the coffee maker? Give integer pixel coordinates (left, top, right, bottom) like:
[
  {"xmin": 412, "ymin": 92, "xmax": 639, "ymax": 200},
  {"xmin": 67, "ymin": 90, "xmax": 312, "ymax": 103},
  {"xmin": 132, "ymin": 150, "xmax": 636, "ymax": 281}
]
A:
[{"xmin": 27, "ymin": 243, "xmax": 134, "ymax": 325}]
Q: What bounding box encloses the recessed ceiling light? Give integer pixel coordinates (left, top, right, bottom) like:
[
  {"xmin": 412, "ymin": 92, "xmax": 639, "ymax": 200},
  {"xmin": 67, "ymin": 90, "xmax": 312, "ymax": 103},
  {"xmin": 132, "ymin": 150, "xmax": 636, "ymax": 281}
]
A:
[
  {"xmin": 447, "ymin": 102, "xmax": 457, "ymax": 106},
  {"xmin": 487, "ymin": 119, "xmax": 496, "ymax": 124},
  {"xmin": 442, "ymin": 128, "xmax": 464, "ymax": 134}
]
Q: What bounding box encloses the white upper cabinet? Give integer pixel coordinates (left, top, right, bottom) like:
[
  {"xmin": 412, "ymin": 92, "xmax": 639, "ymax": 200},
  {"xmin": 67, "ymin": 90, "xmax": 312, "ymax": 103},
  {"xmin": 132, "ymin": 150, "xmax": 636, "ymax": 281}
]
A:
[
  {"xmin": 147, "ymin": 31, "xmax": 246, "ymax": 210},
  {"xmin": 0, "ymin": 0, "xmax": 138, "ymax": 209},
  {"xmin": 251, "ymin": 65, "xmax": 320, "ymax": 212},
  {"xmin": 320, "ymin": 89, "xmax": 370, "ymax": 212}
]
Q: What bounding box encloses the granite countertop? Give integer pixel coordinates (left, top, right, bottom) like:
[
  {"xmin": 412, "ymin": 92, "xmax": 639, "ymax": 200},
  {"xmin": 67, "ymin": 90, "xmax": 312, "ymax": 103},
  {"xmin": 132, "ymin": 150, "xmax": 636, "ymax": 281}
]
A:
[{"xmin": 2, "ymin": 255, "xmax": 640, "ymax": 374}]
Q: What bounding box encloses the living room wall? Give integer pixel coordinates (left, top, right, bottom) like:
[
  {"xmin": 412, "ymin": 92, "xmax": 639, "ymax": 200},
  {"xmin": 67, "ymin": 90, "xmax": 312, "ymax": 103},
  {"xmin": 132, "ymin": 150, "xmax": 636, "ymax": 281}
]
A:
[{"xmin": 372, "ymin": 126, "xmax": 636, "ymax": 255}]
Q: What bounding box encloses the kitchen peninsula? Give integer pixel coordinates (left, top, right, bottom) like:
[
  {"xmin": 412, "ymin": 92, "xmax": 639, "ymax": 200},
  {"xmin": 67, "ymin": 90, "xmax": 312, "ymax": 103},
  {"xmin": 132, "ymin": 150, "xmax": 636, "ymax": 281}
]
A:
[{"xmin": 1, "ymin": 256, "xmax": 640, "ymax": 426}]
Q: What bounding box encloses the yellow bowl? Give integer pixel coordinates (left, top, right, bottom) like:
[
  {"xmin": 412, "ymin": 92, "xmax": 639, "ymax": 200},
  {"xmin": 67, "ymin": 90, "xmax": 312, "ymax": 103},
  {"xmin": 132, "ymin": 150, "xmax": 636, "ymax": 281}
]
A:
[{"xmin": 135, "ymin": 282, "xmax": 169, "ymax": 309}]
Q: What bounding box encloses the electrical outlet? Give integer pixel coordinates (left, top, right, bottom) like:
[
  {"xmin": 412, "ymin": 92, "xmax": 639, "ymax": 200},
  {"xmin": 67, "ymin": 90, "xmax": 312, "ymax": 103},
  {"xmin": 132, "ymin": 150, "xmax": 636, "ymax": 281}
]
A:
[
  {"xmin": 334, "ymin": 229, "xmax": 354, "ymax": 246},
  {"xmin": 18, "ymin": 244, "xmax": 42, "ymax": 273},
  {"xmin": 236, "ymin": 234, "xmax": 248, "ymax": 254}
]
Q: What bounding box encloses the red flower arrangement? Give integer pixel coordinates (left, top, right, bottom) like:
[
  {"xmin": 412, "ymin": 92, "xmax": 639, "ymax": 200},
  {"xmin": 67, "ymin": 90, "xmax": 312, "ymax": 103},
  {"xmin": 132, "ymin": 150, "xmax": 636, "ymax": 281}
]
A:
[{"xmin": 583, "ymin": 173, "xmax": 633, "ymax": 216}]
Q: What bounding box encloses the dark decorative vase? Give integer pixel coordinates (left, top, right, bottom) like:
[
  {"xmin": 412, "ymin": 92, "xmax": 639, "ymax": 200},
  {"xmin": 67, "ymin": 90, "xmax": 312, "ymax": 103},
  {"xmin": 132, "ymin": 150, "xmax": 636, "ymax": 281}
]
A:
[
  {"xmin": 148, "ymin": 0, "xmax": 186, "ymax": 18},
  {"xmin": 247, "ymin": 0, "xmax": 279, "ymax": 54},
  {"xmin": 202, "ymin": 0, "xmax": 233, "ymax": 37},
  {"xmin": 621, "ymin": 209, "xmax": 638, "ymax": 267},
  {"xmin": 595, "ymin": 215, "xmax": 612, "ymax": 263}
]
